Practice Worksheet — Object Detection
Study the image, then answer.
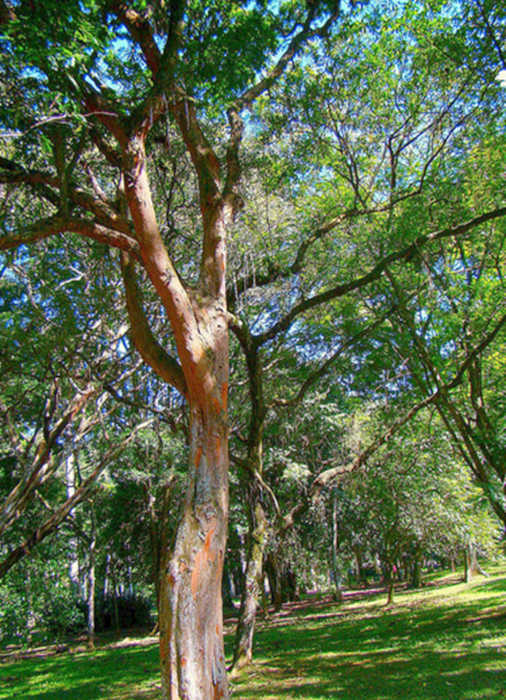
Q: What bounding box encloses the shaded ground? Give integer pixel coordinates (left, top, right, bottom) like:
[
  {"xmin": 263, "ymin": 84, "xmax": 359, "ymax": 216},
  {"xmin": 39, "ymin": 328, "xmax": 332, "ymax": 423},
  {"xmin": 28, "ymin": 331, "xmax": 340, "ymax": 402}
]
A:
[{"xmin": 0, "ymin": 568, "xmax": 505, "ymax": 699}]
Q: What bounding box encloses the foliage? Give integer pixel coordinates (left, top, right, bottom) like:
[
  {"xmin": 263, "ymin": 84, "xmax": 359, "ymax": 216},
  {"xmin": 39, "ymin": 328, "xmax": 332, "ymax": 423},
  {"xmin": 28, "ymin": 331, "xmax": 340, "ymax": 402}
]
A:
[
  {"xmin": 0, "ymin": 550, "xmax": 85, "ymax": 645},
  {"xmin": 332, "ymin": 405, "xmax": 502, "ymax": 572},
  {"xmin": 0, "ymin": 0, "xmax": 504, "ymax": 688}
]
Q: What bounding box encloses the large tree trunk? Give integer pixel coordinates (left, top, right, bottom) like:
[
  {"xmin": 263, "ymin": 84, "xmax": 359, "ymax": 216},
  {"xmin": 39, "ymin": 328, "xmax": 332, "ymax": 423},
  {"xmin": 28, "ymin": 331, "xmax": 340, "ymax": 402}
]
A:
[
  {"xmin": 120, "ymin": 89, "xmax": 233, "ymax": 699},
  {"xmin": 231, "ymin": 497, "xmax": 268, "ymax": 673},
  {"xmin": 159, "ymin": 401, "xmax": 229, "ymax": 700}
]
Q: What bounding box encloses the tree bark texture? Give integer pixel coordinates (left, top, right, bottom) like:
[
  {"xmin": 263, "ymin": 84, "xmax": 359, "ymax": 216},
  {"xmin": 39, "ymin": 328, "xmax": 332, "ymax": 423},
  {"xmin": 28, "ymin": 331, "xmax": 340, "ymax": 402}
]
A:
[
  {"xmin": 118, "ymin": 122, "xmax": 232, "ymax": 698},
  {"xmin": 231, "ymin": 499, "xmax": 268, "ymax": 672},
  {"xmin": 158, "ymin": 383, "xmax": 229, "ymax": 698}
]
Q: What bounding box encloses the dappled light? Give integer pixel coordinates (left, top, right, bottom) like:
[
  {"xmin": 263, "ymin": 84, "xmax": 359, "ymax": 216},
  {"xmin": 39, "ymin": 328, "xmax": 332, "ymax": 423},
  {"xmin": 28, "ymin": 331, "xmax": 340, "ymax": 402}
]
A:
[
  {"xmin": 1, "ymin": 568, "xmax": 504, "ymax": 699},
  {"xmin": 0, "ymin": 1, "xmax": 504, "ymax": 698}
]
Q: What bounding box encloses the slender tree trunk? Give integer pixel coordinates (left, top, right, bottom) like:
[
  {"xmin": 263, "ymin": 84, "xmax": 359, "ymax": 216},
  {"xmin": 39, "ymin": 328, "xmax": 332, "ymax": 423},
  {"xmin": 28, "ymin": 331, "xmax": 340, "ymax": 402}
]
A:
[
  {"xmin": 410, "ymin": 544, "xmax": 422, "ymax": 588},
  {"xmin": 87, "ymin": 509, "xmax": 96, "ymax": 649},
  {"xmin": 411, "ymin": 556, "xmax": 421, "ymax": 588},
  {"xmin": 465, "ymin": 542, "xmax": 480, "ymax": 582},
  {"xmin": 386, "ymin": 578, "xmax": 394, "ymax": 605},
  {"xmin": 159, "ymin": 401, "xmax": 229, "ymax": 700},
  {"xmin": 231, "ymin": 497, "xmax": 268, "ymax": 673},
  {"xmin": 266, "ymin": 553, "xmax": 283, "ymax": 611},
  {"xmin": 329, "ymin": 489, "xmax": 343, "ymax": 602},
  {"xmin": 261, "ymin": 576, "xmax": 270, "ymax": 618},
  {"xmin": 103, "ymin": 554, "xmax": 109, "ymax": 597},
  {"xmin": 230, "ymin": 321, "xmax": 268, "ymax": 673},
  {"xmin": 110, "ymin": 568, "xmax": 120, "ymax": 633},
  {"xmin": 65, "ymin": 453, "xmax": 80, "ymax": 588},
  {"xmin": 222, "ymin": 568, "xmax": 234, "ymax": 610},
  {"xmin": 25, "ymin": 565, "xmax": 34, "ymax": 644},
  {"xmin": 353, "ymin": 546, "xmax": 363, "ymax": 587},
  {"xmin": 383, "ymin": 557, "xmax": 395, "ymax": 605},
  {"xmin": 282, "ymin": 567, "xmax": 298, "ymax": 602}
]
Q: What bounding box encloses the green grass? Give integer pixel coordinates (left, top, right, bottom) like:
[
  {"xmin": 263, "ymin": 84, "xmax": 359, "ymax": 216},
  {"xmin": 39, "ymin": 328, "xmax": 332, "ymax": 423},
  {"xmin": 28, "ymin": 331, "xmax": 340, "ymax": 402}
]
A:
[
  {"xmin": 1, "ymin": 566, "xmax": 505, "ymax": 699},
  {"xmin": 0, "ymin": 640, "xmax": 160, "ymax": 699}
]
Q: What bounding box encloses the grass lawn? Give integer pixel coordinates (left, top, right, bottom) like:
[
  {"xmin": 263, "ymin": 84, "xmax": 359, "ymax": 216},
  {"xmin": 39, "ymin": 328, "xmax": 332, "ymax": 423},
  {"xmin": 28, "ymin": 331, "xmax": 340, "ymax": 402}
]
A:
[{"xmin": 1, "ymin": 565, "xmax": 504, "ymax": 699}]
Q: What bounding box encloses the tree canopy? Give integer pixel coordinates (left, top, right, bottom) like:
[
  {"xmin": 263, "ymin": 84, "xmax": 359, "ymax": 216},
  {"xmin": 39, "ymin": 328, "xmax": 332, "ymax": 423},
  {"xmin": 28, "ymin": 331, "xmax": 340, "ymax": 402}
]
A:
[{"xmin": 0, "ymin": 1, "xmax": 505, "ymax": 698}]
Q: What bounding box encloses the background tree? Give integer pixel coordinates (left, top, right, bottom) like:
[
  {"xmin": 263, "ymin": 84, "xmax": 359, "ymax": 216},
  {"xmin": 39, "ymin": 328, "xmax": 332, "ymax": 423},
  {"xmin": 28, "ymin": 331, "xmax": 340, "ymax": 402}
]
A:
[
  {"xmin": 0, "ymin": 233, "xmax": 157, "ymax": 577},
  {"xmin": 316, "ymin": 404, "xmax": 501, "ymax": 602},
  {"xmin": 225, "ymin": 0, "xmax": 505, "ymax": 669}
]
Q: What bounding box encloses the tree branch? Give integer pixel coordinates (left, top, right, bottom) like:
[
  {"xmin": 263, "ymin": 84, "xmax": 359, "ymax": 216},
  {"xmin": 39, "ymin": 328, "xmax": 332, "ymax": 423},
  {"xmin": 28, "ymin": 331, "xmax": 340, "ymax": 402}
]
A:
[
  {"xmin": 0, "ymin": 419, "xmax": 154, "ymax": 579},
  {"xmin": 0, "ymin": 158, "xmax": 129, "ymax": 233},
  {"xmin": 311, "ymin": 312, "xmax": 506, "ymax": 495},
  {"xmin": 110, "ymin": 1, "xmax": 187, "ymax": 136},
  {"xmin": 108, "ymin": 1, "xmax": 162, "ymax": 74},
  {"xmin": 120, "ymin": 251, "xmax": 187, "ymax": 397},
  {"xmin": 274, "ymin": 307, "xmax": 396, "ymax": 407},
  {"xmin": 234, "ymin": 3, "xmax": 341, "ymax": 112},
  {"xmin": 0, "ymin": 384, "xmax": 96, "ymax": 539},
  {"xmin": 254, "ymin": 207, "xmax": 506, "ymax": 347},
  {"xmin": 0, "ymin": 215, "xmax": 141, "ymax": 260}
]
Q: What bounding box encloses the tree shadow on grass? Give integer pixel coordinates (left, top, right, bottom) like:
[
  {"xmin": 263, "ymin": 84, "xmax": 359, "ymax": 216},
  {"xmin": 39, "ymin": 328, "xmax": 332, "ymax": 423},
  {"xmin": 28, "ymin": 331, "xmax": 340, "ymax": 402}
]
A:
[
  {"xmin": 232, "ymin": 648, "xmax": 506, "ymax": 699},
  {"xmin": 230, "ymin": 590, "xmax": 506, "ymax": 699},
  {"xmin": 468, "ymin": 578, "xmax": 506, "ymax": 595},
  {"xmin": 2, "ymin": 575, "xmax": 504, "ymax": 699},
  {"xmin": 0, "ymin": 643, "xmax": 160, "ymax": 699}
]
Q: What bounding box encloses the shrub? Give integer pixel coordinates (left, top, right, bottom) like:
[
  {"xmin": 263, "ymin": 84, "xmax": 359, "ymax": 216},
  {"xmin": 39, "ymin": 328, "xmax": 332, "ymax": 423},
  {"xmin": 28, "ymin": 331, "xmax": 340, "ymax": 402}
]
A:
[{"xmin": 95, "ymin": 592, "xmax": 154, "ymax": 631}]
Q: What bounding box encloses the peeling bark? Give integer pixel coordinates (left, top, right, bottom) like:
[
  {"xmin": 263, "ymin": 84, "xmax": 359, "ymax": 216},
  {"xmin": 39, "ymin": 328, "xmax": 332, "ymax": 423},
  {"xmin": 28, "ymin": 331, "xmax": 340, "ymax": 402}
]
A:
[
  {"xmin": 117, "ymin": 98, "xmax": 233, "ymax": 699},
  {"xmin": 159, "ymin": 400, "xmax": 229, "ymax": 699}
]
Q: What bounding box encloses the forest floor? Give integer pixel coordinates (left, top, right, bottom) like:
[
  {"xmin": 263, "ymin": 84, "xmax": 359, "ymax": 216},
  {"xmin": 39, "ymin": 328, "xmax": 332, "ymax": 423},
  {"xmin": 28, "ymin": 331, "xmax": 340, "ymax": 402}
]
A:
[{"xmin": 0, "ymin": 565, "xmax": 505, "ymax": 699}]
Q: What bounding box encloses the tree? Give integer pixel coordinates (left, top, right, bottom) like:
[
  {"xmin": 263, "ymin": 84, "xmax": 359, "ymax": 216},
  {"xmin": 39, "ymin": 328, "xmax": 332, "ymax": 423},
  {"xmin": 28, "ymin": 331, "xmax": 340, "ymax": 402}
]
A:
[
  {"xmin": 225, "ymin": 0, "xmax": 506, "ymax": 667},
  {"xmin": 0, "ymin": 2, "xmax": 344, "ymax": 696},
  {"xmin": 1, "ymin": 1, "xmax": 504, "ymax": 695},
  {"xmin": 0, "ymin": 235, "xmax": 161, "ymax": 578},
  {"xmin": 324, "ymin": 405, "xmax": 501, "ymax": 603},
  {"xmin": 381, "ymin": 210, "xmax": 506, "ymax": 524}
]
